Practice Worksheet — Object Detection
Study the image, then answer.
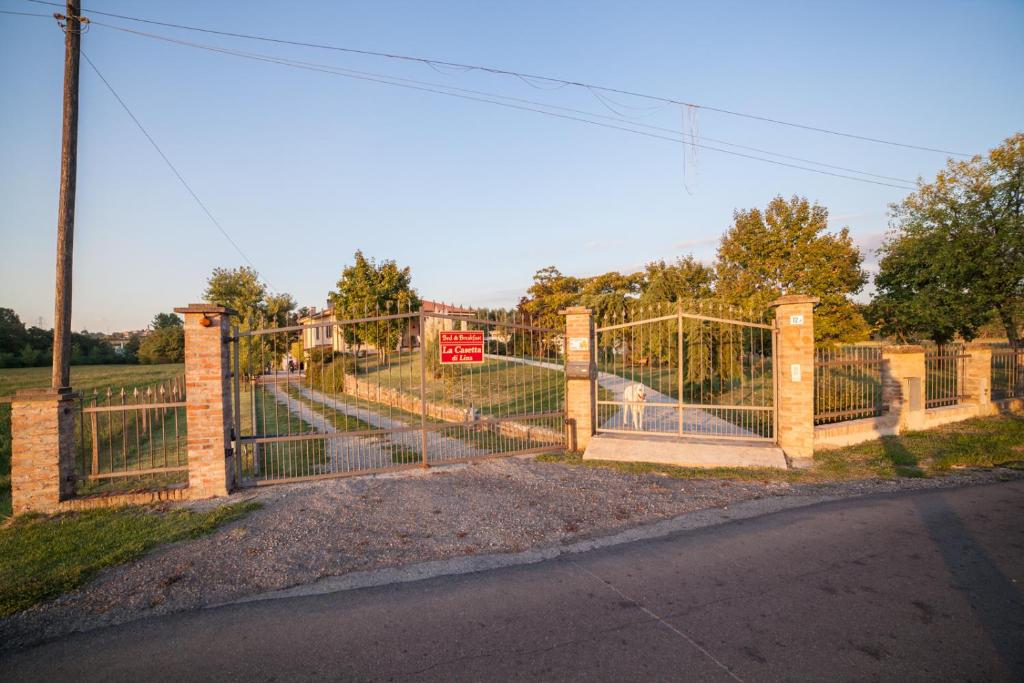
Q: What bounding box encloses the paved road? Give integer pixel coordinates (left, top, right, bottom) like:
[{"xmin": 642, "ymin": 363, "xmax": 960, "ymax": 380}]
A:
[{"xmin": 4, "ymin": 481, "xmax": 1023, "ymax": 681}]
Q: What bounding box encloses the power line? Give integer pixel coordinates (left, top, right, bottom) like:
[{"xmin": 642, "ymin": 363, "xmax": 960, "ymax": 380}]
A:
[
  {"xmin": 22, "ymin": 0, "xmax": 970, "ymax": 157},
  {"xmin": 92, "ymin": 23, "xmax": 918, "ymax": 191},
  {"xmin": 0, "ymin": 8, "xmax": 49, "ymax": 16},
  {"xmin": 79, "ymin": 49, "xmax": 270, "ymax": 287}
]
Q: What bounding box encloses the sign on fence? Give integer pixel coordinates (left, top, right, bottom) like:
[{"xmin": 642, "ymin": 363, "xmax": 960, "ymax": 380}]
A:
[{"xmin": 439, "ymin": 330, "xmax": 485, "ymax": 364}]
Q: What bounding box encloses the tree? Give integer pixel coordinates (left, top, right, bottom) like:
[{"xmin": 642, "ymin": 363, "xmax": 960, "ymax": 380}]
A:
[
  {"xmin": 639, "ymin": 256, "xmax": 715, "ymax": 306},
  {"xmin": 204, "ymin": 266, "xmax": 296, "ymax": 373},
  {"xmin": 329, "ymin": 251, "xmax": 419, "ymax": 359},
  {"xmin": 0, "ymin": 308, "xmax": 27, "ymax": 355},
  {"xmin": 873, "ymin": 133, "xmax": 1024, "ymax": 346},
  {"xmin": 716, "ymin": 195, "xmax": 869, "ymax": 343},
  {"xmin": 151, "ymin": 312, "xmax": 183, "ymax": 329},
  {"xmin": 138, "ymin": 326, "xmax": 185, "ymax": 364}
]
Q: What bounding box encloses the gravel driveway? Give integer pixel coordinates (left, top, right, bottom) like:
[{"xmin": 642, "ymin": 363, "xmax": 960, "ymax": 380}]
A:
[{"xmin": 1, "ymin": 456, "xmax": 1020, "ymax": 651}]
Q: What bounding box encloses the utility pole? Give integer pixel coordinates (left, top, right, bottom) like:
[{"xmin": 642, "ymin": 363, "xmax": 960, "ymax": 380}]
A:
[{"xmin": 51, "ymin": 0, "xmax": 82, "ymax": 390}]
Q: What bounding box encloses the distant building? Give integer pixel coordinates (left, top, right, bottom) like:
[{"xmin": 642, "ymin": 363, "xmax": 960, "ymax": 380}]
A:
[
  {"xmin": 298, "ymin": 299, "xmax": 475, "ymax": 356},
  {"xmin": 104, "ymin": 329, "xmax": 148, "ymax": 355}
]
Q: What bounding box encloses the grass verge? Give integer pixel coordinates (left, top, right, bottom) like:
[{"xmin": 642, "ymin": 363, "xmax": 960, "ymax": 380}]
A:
[
  {"xmin": 538, "ymin": 414, "xmax": 1024, "ymax": 483},
  {"xmin": 0, "ymin": 500, "xmax": 260, "ymax": 618}
]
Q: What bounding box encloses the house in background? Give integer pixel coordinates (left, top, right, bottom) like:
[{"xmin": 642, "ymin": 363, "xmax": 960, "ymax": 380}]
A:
[{"xmin": 298, "ymin": 299, "xmax": 475, "ymax": 357}]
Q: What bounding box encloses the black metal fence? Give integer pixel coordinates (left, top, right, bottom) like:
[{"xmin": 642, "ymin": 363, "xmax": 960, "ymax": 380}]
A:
[
  {"xmin": 991, "ymin": 346, "xmax": 1024, "ymax": 400},
  {"xmin": 925, "ymin": 345, "xmax": 967, "ymax": 408},
  {"xmin": 814, "ymin": 345, "xmax": 884, "ymax": 425}
]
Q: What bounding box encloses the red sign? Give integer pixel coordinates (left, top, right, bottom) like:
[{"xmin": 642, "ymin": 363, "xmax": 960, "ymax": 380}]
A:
[{"xmin": 439, "ymin": 330, "xmax": 485, "ymax": 364}]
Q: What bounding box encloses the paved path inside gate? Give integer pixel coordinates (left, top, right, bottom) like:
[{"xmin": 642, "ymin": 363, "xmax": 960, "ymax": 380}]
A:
[
  {"xmin": 5, "ymin": 480, "xmax": 1022, "ymax": 680},
  {"xmin": 264, "ymin": 380, "xmax": 490, "ymax": 464},
  {"xmin": 487, "ymin": 355, "xmax": 757, "ymax": 438},
  {"xmin": 262, "ymin": 381, "xmax": 402, "ymax": 472}
]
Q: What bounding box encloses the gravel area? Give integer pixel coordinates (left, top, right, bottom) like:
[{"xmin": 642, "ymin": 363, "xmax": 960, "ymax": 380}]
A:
[{"xmin": 2, "ymin": 456, "xmax": 1022, "ymax": 651}]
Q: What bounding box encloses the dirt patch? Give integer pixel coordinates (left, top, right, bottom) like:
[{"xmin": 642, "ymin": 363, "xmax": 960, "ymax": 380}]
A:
[{"xmin": 1, "ymin": 456, "xmax": 1020, "ymax": 651}]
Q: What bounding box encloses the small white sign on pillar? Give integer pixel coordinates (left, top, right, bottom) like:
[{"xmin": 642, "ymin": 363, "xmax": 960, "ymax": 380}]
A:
[
  {"xmin": 789, "ymin": 314, "xmax": 804, "ymax": 326},
  {"xmin": 568, "ymin": 337, "xmax": 590, "ymax": 352},
  {"xmin": 791, "ymin": 363, "xmax": 802, "ymax": 382}
]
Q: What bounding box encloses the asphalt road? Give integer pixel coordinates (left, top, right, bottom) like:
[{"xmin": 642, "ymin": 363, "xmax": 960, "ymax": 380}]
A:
[{"xmin": 3, "ymin": 480, "xmax": 1023, "ymax": 681}]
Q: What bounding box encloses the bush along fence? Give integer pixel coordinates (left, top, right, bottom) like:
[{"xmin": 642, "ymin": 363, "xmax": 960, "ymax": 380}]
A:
[{"xmin": 6, "ymin": 298, "xmax": 1024, "ymax": 514}]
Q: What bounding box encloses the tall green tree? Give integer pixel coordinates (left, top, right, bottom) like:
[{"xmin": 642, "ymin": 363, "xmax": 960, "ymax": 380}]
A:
[
  {"xmin": 872, "ymin": 132, "xmax": 1024, "ymax": 346},
  {"xmin": 329, "ymin": 251, "xmax": 419, "ymax": 358},
  {"xmin": 151, "ymin": 312, "xmax": 183, "ymax": 329},
  {"xmin": 138, "ymin": 327, "xmax": 185, "ymax": 364},
  {"xmin": 0, "ymin": 308, "xmax": 27, "ymax": 355},
  {"xmin": 204, "ymin": 266, "xmax": 296, "ymax": 372},
  {"xmin": 716, "ymin": 195, "xmax": 869, "ymax": 343}
]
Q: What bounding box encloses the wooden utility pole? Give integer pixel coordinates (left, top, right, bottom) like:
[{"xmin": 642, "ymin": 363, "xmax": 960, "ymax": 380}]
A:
[{"xmin": 51, "ymin": 0, "xmax": 82, "ymax": 390}]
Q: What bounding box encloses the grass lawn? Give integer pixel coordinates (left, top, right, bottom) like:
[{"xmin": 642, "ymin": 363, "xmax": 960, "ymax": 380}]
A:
[
  {"xmin": 310, "ymin": 351, "xmax": 565, "ymax": 417},
  {"xmin": 0, "ymin": 500, "xmax": 259, "ymax": 617},
  {"xmin": 1, "ymin": 364, "xmax": 185, "ymax": 520},
  {"xmin": 538, "ymin": 413, "xmax": 1024, "ymax": 483}
]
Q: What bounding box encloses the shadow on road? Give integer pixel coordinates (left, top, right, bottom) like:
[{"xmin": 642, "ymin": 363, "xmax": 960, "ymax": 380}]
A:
[{"xmin": 913, "ymin": 493, "xmax": 1024, "ymax": 678}]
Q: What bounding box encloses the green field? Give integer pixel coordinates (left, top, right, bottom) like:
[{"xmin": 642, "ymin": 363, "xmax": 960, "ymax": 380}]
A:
[
  {"xmin": 306, "ymin": 351, "xmax": 565, "ymax": 417},
  {"xmin": 0, "ymin": 364, "xmax": 184, "ymax": 518}
]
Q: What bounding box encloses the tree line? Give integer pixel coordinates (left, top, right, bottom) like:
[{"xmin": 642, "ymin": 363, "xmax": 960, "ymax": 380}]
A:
[
  {"xmin": 519, "ymin": 133, "xmax": 1023, "ymax": 348},
  {"xmin": 0, "ymin": 309, "xmax": 190, "ymax": 368}
]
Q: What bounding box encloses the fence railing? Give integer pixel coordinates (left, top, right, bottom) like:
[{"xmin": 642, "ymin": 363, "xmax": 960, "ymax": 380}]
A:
[
  {"xmin": 234, "ymin": 306, "xmax": 566, "ymax": 486},
  {"xmin": 925, "ymin": 345, "xmax": 967, "ymax": 409},
  {"xmin": 76, "ymin": 376, "xmax": 188, "ymax": 493},
  {"xmin": 813, "ymin": 345, "xmax": 884, "ymax": 425},
  {"xmin": 593, "ymin": 302, "xmax": 776, "ymax": 441},
  {"xmin": 991, "ymin": 346, "xmax": 1024, "ymax": 400}
]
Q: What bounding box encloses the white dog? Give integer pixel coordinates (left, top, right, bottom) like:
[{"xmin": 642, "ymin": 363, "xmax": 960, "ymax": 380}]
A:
[{"xmin": 622, "ymin": 383, "xmax": 647, "ymax": 430}]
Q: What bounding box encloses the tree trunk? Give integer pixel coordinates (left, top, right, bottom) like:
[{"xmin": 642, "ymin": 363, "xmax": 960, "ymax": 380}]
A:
[{"xmin": 996, "ymin": 304, "xmax": 1021, "ymax": 349}]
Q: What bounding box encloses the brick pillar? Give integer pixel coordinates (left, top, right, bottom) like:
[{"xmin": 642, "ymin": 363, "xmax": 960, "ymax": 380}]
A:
[
  {"xmin": 175, "ymin": 304, "xmax": 236, "ymax": 499},
  {"xmin": 561, "ymin": 307, "xmax": 596, "ymax": 452},
  {"xmin": 11, "ymin": 388, "xmax": 77, "ymax": 514},
  {"xmin": 963, "ymin": 344, "xmax": 994, "ymax": 416},
  {"xmin": 770, "ymin": 295, "xmax": 818, "ymax": 468},
  {"xmin": 881, "ymin": 345, "xmax": 926, "ymax": 432}
]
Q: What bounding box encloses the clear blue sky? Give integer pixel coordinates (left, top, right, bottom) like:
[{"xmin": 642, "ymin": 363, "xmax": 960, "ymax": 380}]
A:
[{"xmin": 1, "ymin": 0, "xmax": 1022, "ymax": 332}]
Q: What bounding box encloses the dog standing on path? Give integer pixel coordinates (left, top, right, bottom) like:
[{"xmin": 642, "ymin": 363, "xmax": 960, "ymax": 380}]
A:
[{"xmin": 622, "ymin": 383, "xmax": 647, "ymax": 430}]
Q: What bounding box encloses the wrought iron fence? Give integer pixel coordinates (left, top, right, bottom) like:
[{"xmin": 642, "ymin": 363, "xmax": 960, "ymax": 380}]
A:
[
  {"xmin": 76, "ymin": 376, "xmax": 187, "ymax": 494},
  {"xmin": 593, "ymin": 301, "xmax": 776, "ymax": 441},
  {"xmin": 233, "ymin": 303, "xmax": 566, "ymax": 486},
  {"xmin": 814, "ymin": 345, "xmax": 884, "ymax": 425},
  {"xmin": 925, "ymin": 345, "xmax": 967, "ymax": 409},
  {"xmin": 991, "ymin": 346, "xmax": 1024, "ymax": 400}
]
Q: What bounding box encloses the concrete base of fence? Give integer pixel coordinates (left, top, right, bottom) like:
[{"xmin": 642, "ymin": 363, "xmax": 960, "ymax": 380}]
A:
[
  {"xmin": 814, "ymin": 416, "xmax": 900, "ymax": 451},
  {"xmin": 582, "ymin": 433, "xmax": 788, "ymax": 470},
  {"xmin": 815, "ymin": 399, "xmax": 1023, "ymax": 451}
]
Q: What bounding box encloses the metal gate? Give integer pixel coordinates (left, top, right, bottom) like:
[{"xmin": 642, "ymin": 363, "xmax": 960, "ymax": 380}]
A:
[
  {"xmin": 231, "ymin": 307, "xmax": 566, "ymax": 486},
  {"xmin": 593, "ymin": 302, "xmax": 777, "ymax": 442}
]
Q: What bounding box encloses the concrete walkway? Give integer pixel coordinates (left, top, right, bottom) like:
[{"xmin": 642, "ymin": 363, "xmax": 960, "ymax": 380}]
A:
[
  {"xmin": 486, "ymin": 354, "xmax": 757, "ymax": 438},
  {"xmin": 262, "ymin": 381, "xmax": 401, "ymax": 473},
  {"xmin": 267, "ymin": 379, "xmax": 490, "ymax": 463}
]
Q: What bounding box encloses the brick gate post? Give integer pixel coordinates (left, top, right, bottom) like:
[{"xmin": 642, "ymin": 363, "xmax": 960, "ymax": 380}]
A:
[
  {"xmin": 963, "ymin": 343, "xmax": 994, "ymax": 416},
  {"xmin": 561, "ymin": 307, "xmax": 596, "ymax": 452},
  {"xmin": 10, "ymin": 388, "xmax": 77, "ymax": 514},
  {"xmin": 175, "ymin": 304, "xmax": 236, "ymax": 499},
  {"xmin": 881, "ymin": 346, "xmax": 927, "ymax": 432},
  {"xmin": 770, "ymin": 295, "xmax": 818, "ymax": 468}
]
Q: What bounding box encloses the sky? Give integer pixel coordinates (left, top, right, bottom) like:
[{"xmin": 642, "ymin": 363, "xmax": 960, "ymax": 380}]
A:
[{"xmin": 1, "ymin": 0, "xmax": 1022, "ymax": 333}]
